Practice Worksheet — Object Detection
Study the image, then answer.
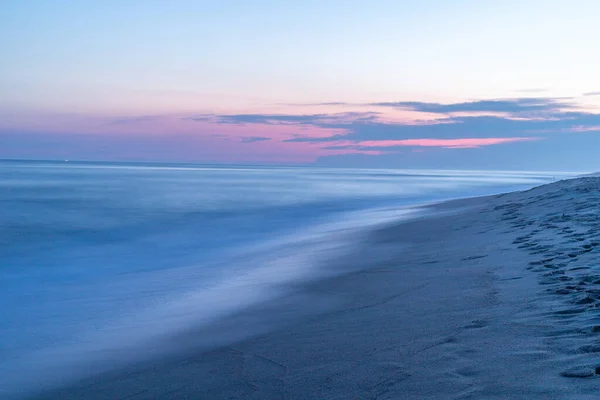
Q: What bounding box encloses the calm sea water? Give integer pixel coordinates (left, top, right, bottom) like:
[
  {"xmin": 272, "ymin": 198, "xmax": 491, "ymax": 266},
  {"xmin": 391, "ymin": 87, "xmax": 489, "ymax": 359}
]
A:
[{"xmin": 0, "ymin": 160, "xmax": 572, "ymax": 397}]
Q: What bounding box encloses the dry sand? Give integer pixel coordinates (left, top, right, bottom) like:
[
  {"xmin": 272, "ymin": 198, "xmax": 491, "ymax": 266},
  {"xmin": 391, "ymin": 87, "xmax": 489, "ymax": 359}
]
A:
[{"xmin": 33, "ymin": 176, "xmax": 600, "ymax": 399}]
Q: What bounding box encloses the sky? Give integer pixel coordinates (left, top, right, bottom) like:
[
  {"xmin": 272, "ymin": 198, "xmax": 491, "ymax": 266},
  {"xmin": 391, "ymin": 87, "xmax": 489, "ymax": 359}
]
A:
[{"xmin": 1, "ymin": 0, "xmax": 600, "ymax": 171}]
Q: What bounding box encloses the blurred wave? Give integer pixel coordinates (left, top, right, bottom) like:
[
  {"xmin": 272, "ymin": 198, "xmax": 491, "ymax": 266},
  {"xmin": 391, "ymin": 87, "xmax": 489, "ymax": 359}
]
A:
[{"xmin": 0, "ymin": 160, "xmax": 572, "ymax": 397}]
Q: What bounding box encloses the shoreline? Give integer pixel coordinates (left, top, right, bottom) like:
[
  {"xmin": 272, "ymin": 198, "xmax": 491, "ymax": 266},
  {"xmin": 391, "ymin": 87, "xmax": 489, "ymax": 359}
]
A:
[{"xmin": 31, "ymin": 176, "xmax": 600, "ymax": 399}]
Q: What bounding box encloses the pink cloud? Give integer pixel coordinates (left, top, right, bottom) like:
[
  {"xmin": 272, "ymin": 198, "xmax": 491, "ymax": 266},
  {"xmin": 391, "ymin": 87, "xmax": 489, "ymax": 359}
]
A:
[{"xmin": 349, "ymin": 137, "xmax": 539, "ymax": 149}]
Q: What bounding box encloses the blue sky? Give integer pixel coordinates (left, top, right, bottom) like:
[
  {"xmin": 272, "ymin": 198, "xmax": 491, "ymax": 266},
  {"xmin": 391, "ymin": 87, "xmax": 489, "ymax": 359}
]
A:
[{"xmin": 1, "ymin": 0, "xmax": 600, "ymax": 170}]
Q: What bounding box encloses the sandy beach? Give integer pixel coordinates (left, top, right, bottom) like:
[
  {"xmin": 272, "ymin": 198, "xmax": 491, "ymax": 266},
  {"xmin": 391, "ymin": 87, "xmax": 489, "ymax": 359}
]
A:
[{"xmin": 32, "ymin": 176, "xmax": 600, "ymax": 399}]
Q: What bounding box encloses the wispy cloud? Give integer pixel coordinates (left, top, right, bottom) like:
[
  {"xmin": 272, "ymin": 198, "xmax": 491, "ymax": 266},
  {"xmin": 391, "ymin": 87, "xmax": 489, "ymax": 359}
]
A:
[
  {"xmin": 188, "ymin": 112, "xmax": 380, "ymax": 126},
  {"xmin": 185, "ymin": 115, "xmax": 216, "ymax": 122},
  {"xmin": 367, "ymin": 98, "xmax": 574, "ymax": 115},
  {"xmin": 322, "ymin": 137, "xmax": 538, "ymax": 151},
  {"xmin": 240, "ymin": 136, "xmax": 271, "ymax": 143},
  {"xmin": 583, "ymin": 91, "xmax": 600, "ymax": 97},
  {"xmin": 188, "ymin": 96, "xmax": 600, "ymax": 153}
]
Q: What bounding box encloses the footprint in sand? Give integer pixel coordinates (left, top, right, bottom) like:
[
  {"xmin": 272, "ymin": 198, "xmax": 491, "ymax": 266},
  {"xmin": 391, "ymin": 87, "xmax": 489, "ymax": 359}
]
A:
[
  {"xmin": 463, "ymin": 320, "xmax": 488, "ymax": 329},
  {"xmin": 561, "ymin": 365, "xmax": 600, "ymax": 378}
]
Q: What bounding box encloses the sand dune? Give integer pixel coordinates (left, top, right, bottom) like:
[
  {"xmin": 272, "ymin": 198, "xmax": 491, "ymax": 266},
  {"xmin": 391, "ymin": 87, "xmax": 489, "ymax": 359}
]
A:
[{"xmin": 33, "ymin": 176, "xmax": 600, "ymax": 399}]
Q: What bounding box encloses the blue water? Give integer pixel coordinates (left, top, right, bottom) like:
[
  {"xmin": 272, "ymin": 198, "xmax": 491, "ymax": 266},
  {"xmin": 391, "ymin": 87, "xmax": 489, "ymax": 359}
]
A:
[{"xmin": 0, "ymin": 160, "xmax": 572, "ymax": 396}]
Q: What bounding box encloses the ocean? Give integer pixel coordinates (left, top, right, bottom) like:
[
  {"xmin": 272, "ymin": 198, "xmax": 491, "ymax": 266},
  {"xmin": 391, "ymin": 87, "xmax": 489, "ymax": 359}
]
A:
[{"xmin": 0, "ymin": 160, "xmax": 572, "ymax": 397}]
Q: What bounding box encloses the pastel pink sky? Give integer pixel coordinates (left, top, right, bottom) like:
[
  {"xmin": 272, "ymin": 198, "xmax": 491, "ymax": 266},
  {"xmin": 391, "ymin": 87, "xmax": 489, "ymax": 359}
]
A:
[
  {"xmin": 2, "ymin": 1, "xmax": 600, "ymax": 169},
  {"xmin": 0, "ymin": 105, "xmax": 551, "ymax": 163}
]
